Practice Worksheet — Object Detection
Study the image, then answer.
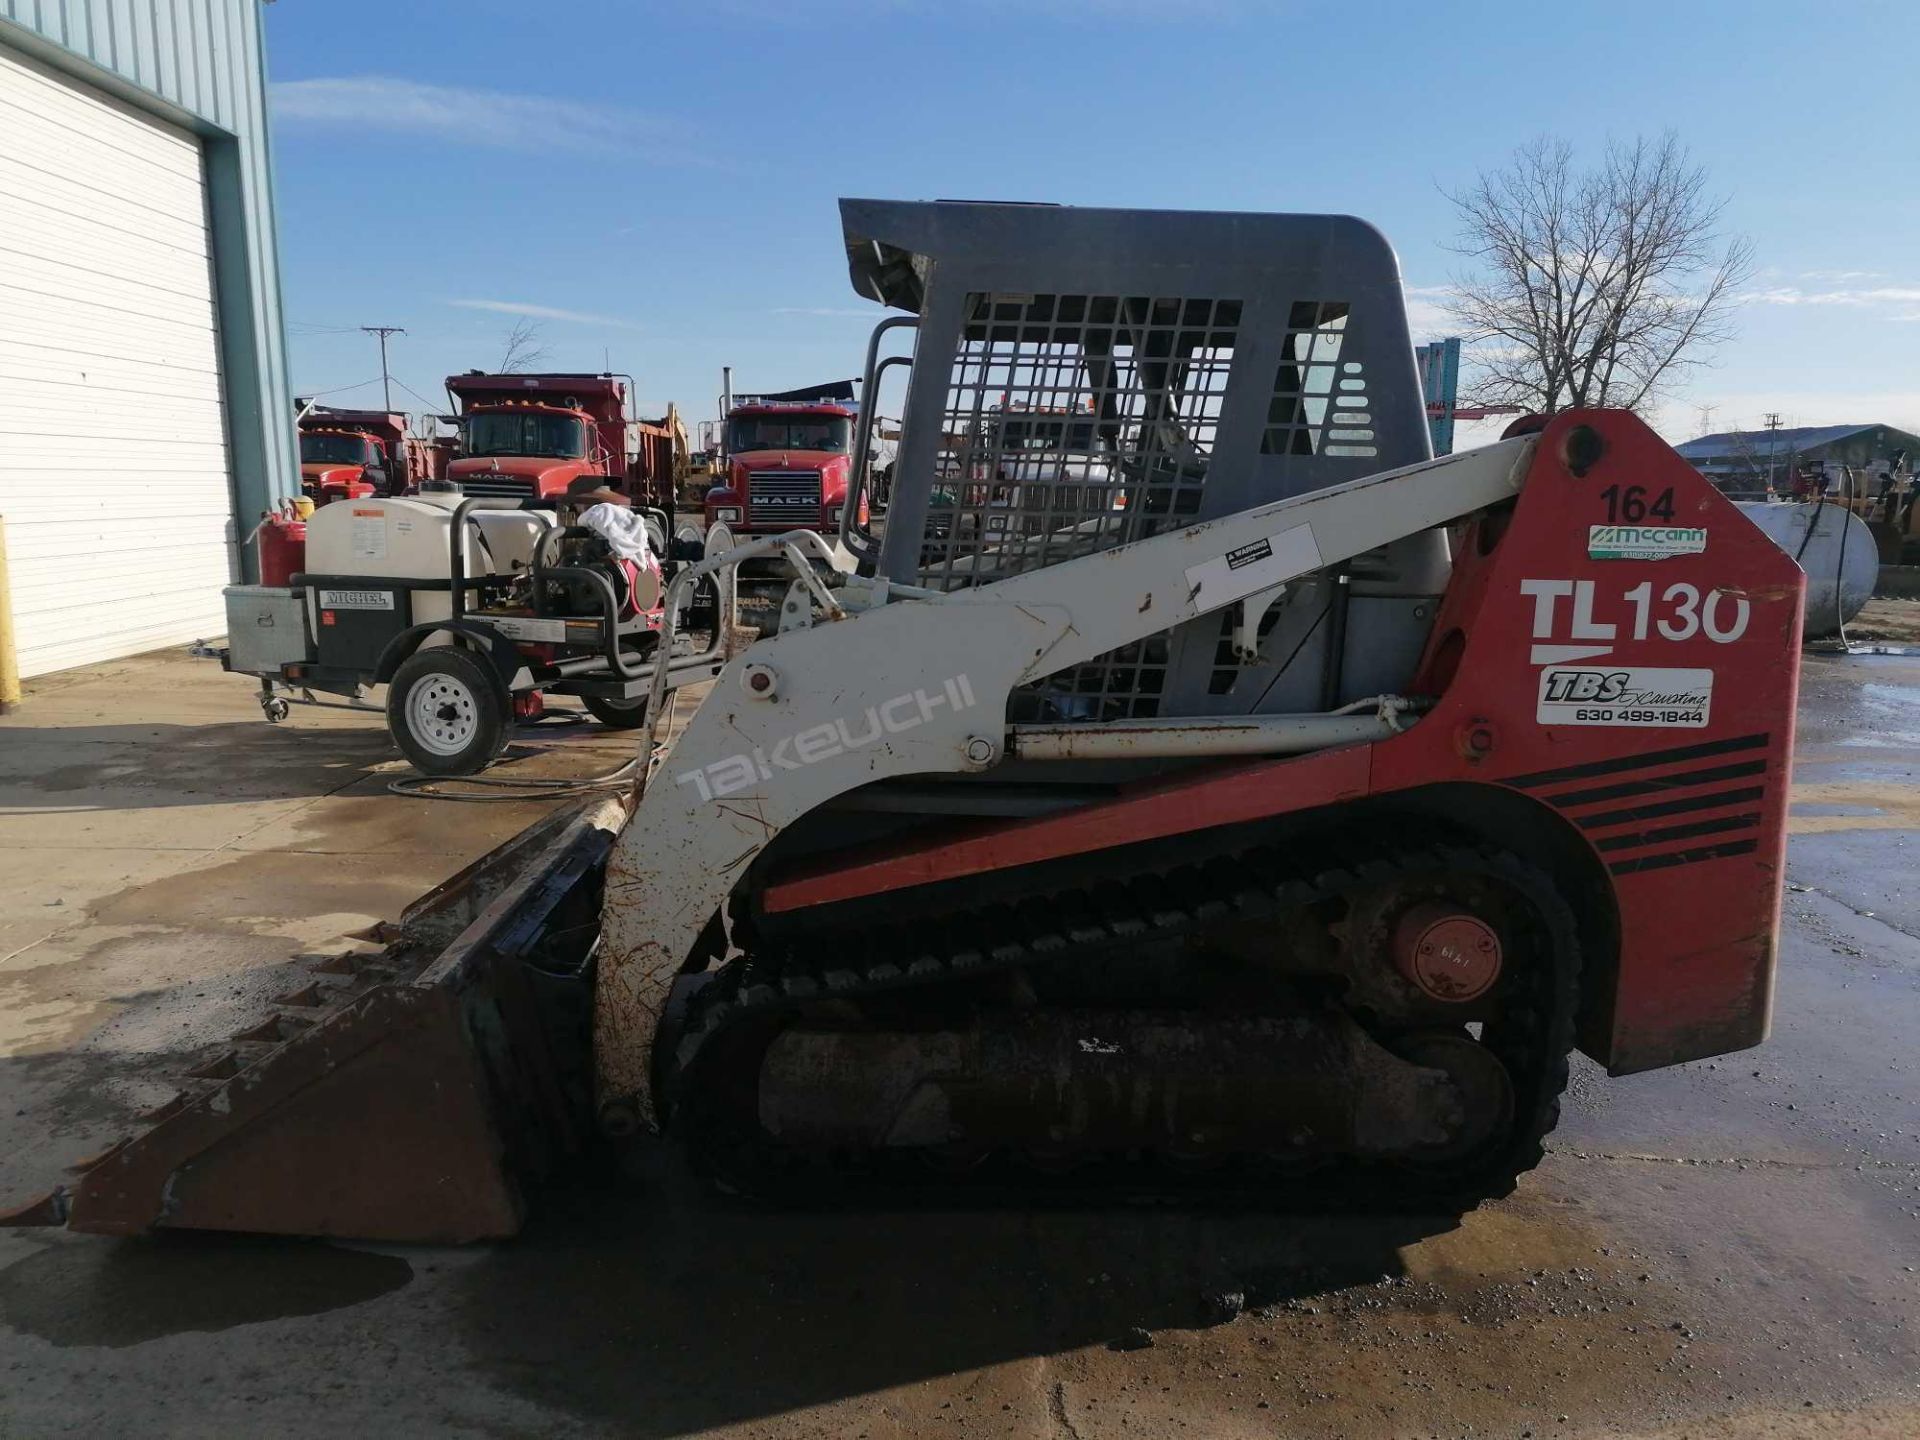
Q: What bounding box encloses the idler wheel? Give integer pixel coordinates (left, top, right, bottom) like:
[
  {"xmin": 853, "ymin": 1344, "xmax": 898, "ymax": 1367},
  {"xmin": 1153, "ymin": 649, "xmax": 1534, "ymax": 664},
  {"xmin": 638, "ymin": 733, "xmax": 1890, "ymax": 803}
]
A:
[{"xmin": 1392, "ymin": 1032, "xmax": 1514, "ymax": 1162}]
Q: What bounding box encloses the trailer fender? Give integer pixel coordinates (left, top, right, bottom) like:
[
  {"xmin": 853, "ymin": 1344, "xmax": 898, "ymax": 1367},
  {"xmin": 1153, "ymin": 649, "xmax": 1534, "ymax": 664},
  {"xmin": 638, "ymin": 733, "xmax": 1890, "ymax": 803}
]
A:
[{"xmin": 374, "ymin": 621, "xmax": 522, "ymax": 703}]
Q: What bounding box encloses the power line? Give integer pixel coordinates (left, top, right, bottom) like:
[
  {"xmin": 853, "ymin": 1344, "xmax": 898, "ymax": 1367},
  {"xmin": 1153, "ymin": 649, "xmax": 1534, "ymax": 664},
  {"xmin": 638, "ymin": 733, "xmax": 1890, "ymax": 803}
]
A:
[
  {"xmin": 291, "ymin": 377, "xmax": 389, "ymax": 420},
  {"xmin": 361, "ymin": 326, "xmax": 407, "ymax": 411},
  {"xmin": 298, "ymin": 376, "xmax": 387, "ymax": 400},
  {"xmin": 390, "ymin": 376, "xmax": 452, "ymax": 422}
]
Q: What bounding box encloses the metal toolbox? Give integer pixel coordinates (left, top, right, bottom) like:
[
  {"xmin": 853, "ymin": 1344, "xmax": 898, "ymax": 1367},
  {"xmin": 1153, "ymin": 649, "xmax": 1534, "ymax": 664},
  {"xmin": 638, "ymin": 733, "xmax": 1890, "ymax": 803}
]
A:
[{"xmin": 223, "ymin": 585, "xmax": 313, "ymax": 674}]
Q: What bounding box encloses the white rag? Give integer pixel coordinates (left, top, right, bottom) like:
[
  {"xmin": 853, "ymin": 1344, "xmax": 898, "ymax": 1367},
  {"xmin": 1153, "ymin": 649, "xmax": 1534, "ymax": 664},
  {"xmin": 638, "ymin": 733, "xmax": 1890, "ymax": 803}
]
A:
[{"xmin": 579, "ymin": 502, "xmax": 656, "ymax": 565}]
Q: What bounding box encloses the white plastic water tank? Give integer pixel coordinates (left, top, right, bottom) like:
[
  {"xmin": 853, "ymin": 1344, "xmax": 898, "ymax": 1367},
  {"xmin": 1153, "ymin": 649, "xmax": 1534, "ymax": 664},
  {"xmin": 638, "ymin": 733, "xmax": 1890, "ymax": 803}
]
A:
[
  {"xmin": 305, "ymin": 497, "xmax": 548, "ymax": 579},
  {"xmin": 1734, "ymin": 500, "xmax": 1876, "ymax": 639},
  {"xmin": 304, "ymin": 497, "xmax": 551, "ymax": 624}
]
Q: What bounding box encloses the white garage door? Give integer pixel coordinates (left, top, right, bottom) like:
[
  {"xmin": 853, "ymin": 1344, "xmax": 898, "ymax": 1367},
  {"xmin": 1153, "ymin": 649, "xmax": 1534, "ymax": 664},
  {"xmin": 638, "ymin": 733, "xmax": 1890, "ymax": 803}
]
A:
[{"xmin": 0, "ymin": 43, "xmax": 232, "ymax": 679}]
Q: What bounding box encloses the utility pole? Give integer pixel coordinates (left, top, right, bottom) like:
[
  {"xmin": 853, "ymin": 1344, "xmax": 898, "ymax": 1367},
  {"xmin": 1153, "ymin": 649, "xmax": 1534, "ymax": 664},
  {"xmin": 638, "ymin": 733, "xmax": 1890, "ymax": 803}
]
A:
[
  {"xmin": 362, "ymin": 326, "xmax": 406, "ymax": 411},
  {"xmin": 1762, "ymin": 411, "xmax": 1783, "ymax": 489}
]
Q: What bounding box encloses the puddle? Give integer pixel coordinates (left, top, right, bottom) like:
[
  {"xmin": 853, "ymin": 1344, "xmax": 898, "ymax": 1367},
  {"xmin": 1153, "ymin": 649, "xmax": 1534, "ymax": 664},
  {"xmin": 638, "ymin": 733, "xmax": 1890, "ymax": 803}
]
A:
[
  {"xmin": 1788, "ymin": 781, "xmax": 1920, "ymax": 835},
  {"xmin": 0, "ymin": 1235, "xmax": 412, "ymax": 1348}
]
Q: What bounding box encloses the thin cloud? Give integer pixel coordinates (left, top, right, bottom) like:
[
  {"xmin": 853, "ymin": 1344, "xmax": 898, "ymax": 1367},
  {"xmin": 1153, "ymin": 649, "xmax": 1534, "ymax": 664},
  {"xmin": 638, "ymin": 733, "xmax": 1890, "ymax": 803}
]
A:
[
  {"xmin": 1402, "ymin": 284, "xmax": 1460, "ymax": 342},
  {"xmin": 1741, "ymin": 284, "xmax": 1920, "ymax": 309},
  {"xmin": 272, "ymin": 76, "xmax": 685, "ymax": 156},
  {"xmin": 449, "ymin": 299, "xmax": 635, "ymax": 328},
  {"xmin": 772, "ymin": 306, "xmax": 877, "ymax": 318}
]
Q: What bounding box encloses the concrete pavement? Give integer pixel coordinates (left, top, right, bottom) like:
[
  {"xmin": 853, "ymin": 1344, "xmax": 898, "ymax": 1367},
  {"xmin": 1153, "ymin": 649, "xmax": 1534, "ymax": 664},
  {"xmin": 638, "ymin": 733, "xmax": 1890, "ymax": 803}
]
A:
[{"xmin": 0, "ymin": 644, "xmax": 1914, "ymax": 1439}]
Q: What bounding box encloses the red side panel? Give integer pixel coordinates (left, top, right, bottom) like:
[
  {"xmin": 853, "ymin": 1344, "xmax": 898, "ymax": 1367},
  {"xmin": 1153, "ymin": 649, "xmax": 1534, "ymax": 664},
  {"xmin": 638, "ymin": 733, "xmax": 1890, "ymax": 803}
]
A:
[
  {"xmin": 1373, "ymin": 411, "xmax": 1802, "ymax": 1071},
  {"xmin": 761, "ymin": 412, "xmax": 1804, "ymax": 1074},
  {"xmin": 765, "ymin": 746, "xmax": 1370, "ymax": 911}
]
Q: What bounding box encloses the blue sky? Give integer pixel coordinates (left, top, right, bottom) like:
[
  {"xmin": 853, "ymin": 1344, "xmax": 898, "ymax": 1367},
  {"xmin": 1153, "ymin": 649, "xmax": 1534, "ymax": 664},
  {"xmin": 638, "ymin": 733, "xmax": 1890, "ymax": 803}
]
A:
[{"xmin": 264, "ymin": 0, "xmax": 1920, "ymax": 446}]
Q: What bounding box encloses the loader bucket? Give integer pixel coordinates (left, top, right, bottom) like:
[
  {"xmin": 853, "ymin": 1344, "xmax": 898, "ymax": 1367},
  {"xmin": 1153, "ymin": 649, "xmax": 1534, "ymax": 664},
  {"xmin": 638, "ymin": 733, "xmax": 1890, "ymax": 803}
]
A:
[{"xmin": 1, "ymin": 797, "xmax": 624, "ymax": 1245}]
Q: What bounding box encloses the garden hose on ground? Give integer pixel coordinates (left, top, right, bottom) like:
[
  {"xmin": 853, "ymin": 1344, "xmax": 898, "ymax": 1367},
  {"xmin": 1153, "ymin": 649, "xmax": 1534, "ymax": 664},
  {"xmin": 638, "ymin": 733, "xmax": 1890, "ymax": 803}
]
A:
[
  {"xmin": 385, "ymin": 754, "xmax": 644, "ymax": 803},
  {"xmin": 387, "ymin": 710, "xmax": 653, "ymax": 802}
]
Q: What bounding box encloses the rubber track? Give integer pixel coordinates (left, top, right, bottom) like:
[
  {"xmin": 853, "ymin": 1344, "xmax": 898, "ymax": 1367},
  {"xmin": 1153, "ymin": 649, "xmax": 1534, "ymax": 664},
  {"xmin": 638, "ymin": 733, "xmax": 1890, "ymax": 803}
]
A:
[{"xmin": 667, "ymin": 841, "xmax": 1580, "ymax": 1209}]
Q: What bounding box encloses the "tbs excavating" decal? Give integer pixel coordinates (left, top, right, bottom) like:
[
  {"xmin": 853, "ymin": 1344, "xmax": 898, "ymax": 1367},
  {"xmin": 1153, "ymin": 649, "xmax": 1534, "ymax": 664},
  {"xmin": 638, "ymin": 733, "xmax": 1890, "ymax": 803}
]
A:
[{"xmin": 1535, "ymin": 666, "xmax": 1713, "ymax": 728}]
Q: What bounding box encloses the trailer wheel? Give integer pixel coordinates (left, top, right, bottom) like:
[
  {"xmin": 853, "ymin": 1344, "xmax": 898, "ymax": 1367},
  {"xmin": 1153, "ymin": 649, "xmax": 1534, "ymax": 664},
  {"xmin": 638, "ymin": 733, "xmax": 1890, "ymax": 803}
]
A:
[
  {"xmin": 582, "ymin": 694, "xmax": 649, "ymax": 729},
  {"xmin": 388, "ymin": 648, "xmax": 508, "ymax": 776}
]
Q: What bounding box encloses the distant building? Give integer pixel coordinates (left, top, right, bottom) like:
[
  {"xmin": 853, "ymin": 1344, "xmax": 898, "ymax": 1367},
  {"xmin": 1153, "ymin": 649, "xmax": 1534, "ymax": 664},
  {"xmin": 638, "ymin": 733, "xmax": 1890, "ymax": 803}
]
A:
[{"xmin": 1675, "ymin": 424, "xmax": 1919, "ymax": 498}]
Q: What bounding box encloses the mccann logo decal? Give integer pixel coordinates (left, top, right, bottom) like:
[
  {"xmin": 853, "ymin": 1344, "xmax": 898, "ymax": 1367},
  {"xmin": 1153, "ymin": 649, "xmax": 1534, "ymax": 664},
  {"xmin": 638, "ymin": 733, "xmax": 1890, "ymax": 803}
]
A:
[
  {"xmin": 1587, "ymin": 525, "xmax": 1707, "ymax": 561},
  {"xmin": 677, "ymin": 675, "xmax": 979, "ymax": 801}
]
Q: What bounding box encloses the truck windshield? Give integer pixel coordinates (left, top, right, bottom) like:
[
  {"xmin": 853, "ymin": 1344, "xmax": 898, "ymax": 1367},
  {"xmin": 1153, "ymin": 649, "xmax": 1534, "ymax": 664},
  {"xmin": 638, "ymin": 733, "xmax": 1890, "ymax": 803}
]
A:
[
  {"xmin": 728, "ymin": 416, "xmax": 851, "ymax": 453},
  {"xmin": 998, "ymin": 418, "xmax": 1099, "ymax": 452},
  {"xmin": 300, "ymin": 433, "xmax": 376, "ymax": 464},
  {"xmin": 465, "ymin": 412, "xmax": 589, "ymax": 458}
]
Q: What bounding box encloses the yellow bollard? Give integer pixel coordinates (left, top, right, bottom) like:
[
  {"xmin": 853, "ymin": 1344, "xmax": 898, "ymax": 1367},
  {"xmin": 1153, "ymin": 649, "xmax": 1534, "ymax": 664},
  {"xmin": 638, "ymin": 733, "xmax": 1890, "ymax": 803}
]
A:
[{"xmin": 0, "ymin": 514, "xmax": 19, "ymax": 714}]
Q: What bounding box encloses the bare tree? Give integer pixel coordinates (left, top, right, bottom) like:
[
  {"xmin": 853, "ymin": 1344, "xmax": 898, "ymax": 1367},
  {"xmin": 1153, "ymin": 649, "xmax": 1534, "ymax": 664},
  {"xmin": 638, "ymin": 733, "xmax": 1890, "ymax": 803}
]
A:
[
  {"xmin": 498, "ymin": 318, "xmax": 551, "ymax": 373},
  {"xmin": 1445, "ymin": 133, "xmax": 1753, "ymax": 414}
]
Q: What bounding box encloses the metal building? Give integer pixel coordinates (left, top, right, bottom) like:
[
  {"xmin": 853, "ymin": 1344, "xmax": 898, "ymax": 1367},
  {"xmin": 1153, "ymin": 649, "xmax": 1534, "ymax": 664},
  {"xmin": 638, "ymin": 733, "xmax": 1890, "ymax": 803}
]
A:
[
  {"xmin": 0, "ymin": 0, "xmax": 292, "ymax": 678},
  {"xmin": 1676, "ymin": 423, "xmax": 1920, "ymax": 498}
]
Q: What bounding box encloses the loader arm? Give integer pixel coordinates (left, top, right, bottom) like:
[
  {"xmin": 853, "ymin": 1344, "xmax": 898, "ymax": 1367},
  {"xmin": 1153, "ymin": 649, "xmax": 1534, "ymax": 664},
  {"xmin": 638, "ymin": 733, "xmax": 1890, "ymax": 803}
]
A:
[{"xmin": 595, "ymin": 435, "xmax": 1538, "ymax": 1130}]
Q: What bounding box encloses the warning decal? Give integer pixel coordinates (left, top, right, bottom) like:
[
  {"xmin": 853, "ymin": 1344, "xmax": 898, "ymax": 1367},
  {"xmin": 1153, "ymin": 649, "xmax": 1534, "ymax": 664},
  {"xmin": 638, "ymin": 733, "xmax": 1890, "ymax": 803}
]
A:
[
  {"xmin": 350, "ymin": 508, "xmax": 387, "ymax": 561},
  {"xmin": 1184, "ymin": 524, "xmax": 1322, "ymax": 610},
  {"xmin": 1225, "ymin": 537, "xmax": 1274, "ymax": 571},
  {"xmin": 488, "ymin": 616, "xmax": 568, "ymax": 643}
]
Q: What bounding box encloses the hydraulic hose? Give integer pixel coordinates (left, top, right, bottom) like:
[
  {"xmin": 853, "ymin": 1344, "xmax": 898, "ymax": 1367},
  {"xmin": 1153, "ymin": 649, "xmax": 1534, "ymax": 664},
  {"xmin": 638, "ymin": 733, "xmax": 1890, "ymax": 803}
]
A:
[
  {"xmin": 387, "ymin": 710, "xmax": 655, "ymax": 801},
  {"xmin": 1789, "ymin": 467, "xmax": 1856, "ymax": 652},
  {"xmin": 1792, "ymin": 482, "xmax": 1825, "ymax": 565},
  {"xmin": 385, "ymin": 753, "xmax": 644, "ymax": 803},
  {"xmin": 1832, "ymin": 465, "xmax": 1854, "ymax": 647}
]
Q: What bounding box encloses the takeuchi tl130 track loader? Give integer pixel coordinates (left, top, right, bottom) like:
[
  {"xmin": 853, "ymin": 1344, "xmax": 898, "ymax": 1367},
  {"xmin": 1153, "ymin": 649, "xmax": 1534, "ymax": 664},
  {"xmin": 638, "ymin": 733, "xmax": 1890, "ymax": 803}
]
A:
[{"xmin": 4, "ymin": 201, "xmax": 1804, "ymax": 1243}]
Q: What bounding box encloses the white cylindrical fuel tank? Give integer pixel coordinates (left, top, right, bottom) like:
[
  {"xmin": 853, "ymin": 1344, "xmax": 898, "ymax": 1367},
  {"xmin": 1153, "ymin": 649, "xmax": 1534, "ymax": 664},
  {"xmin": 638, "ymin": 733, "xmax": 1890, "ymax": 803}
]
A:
[{"xmin": 1735, "ymin": 500, "xmax": 1876, "ymax": 639}]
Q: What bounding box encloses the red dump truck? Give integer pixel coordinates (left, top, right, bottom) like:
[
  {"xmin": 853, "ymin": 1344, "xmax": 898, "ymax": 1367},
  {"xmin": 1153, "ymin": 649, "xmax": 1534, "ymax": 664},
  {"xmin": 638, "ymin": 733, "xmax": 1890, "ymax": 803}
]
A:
[
  {"xmin": 445, "ymin": 372, "xmax": 677, "ymax": 506},
  {"xmin": 297, "ymin": 407, "xmax": 436, "ymax": 505},
  {"xmin": 701, "ymin": 397, "xmax": 867, "ymax": 538}
]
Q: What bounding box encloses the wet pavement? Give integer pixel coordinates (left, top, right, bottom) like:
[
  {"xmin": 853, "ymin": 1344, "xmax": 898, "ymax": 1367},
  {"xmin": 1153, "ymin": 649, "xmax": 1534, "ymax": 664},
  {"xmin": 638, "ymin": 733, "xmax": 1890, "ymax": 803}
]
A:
[{"xmin": 0, "ymin": 647, "xmax": 1915, "ymax": 1439}]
